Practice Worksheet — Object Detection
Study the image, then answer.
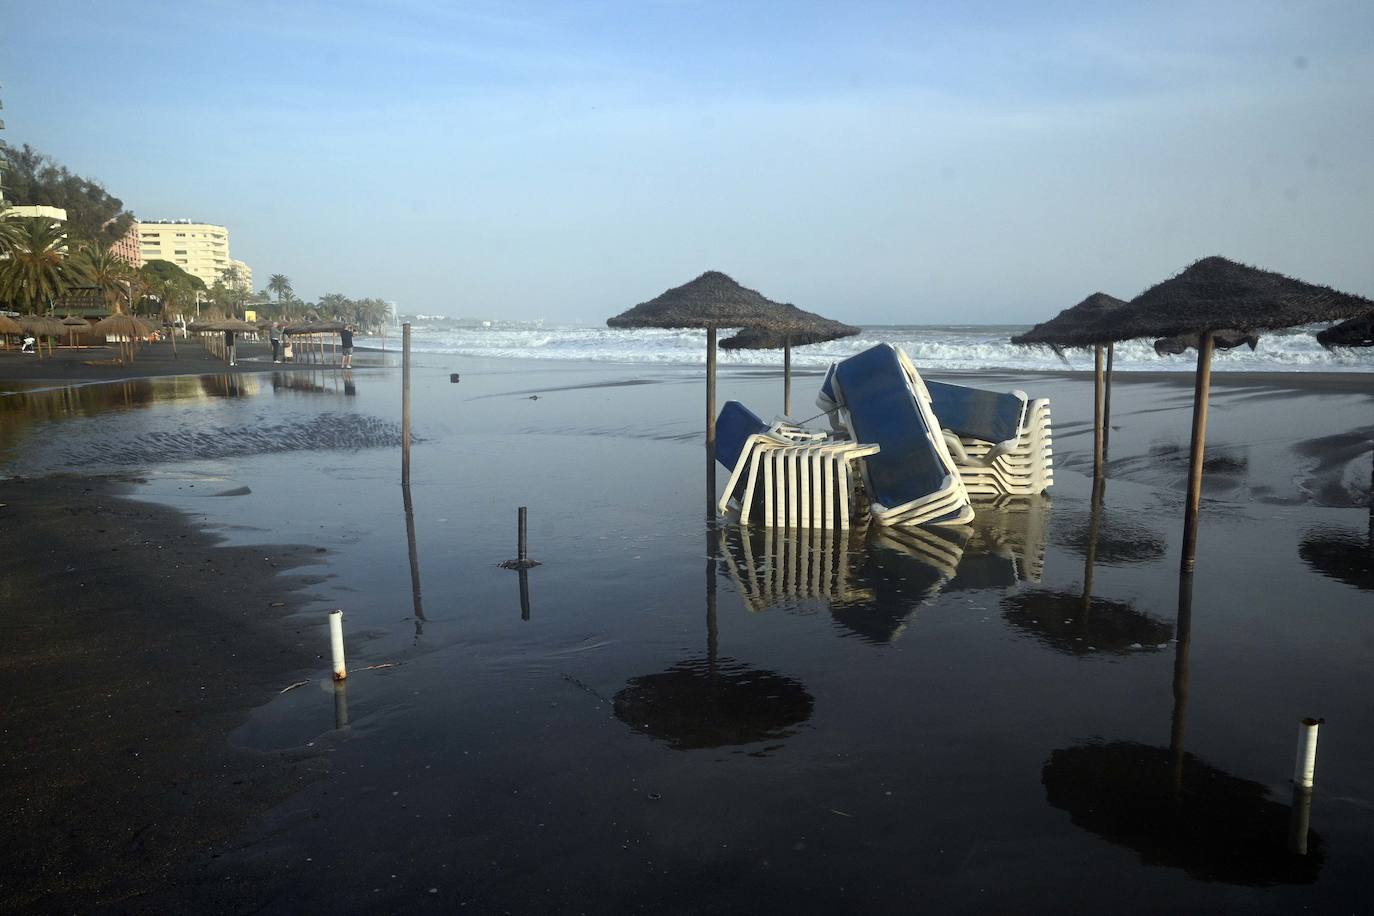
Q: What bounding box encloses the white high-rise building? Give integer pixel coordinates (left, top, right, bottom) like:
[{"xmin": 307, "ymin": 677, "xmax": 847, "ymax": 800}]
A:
[{"xmin": 138, "ymin": 220, "xmax": 251, "ymax": 289}]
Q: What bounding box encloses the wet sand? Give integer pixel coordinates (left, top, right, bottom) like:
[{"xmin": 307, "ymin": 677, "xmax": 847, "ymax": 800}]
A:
[
  {"xmin": 0, "ymin": 476, "xmax": 329, "ymax": 911},
  {"xmin": 1, "ymin": 355, "xmax": 1372, "ymax": 913}
]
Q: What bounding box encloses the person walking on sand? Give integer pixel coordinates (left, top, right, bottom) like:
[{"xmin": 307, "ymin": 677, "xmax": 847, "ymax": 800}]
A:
[
  {"xmin": 341, "ymin": 324, "xmax": 355, "ymax": 369},
  {"xmin": 269, "ymin": 322, "xmax": 282, "ymax": 363},
  {"xmin": 224, "ymin": 329, "xmax": 237, "ymax": 367}
]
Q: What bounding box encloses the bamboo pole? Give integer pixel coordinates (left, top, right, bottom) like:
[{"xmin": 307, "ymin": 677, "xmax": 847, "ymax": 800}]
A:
[
  {"xmin": 1102, "ymin": 343, "xmax": 1115, "ymax": 459},
  {"xmin": 402, "ymin": 322, "xmax": 412, "ymax": 486},
  {"xmin": 1093, "ymin": 344, "xmax": 1105, "ymax": 478},
  {"xmin": 1180, "ymin": 333, "xmax": 1215, "ymax": 571},
  {"xmin": 706, "ymin": 327, "xmax": 718, "ymax": 513},
  {"xmin": 783, "ymin": 337, "xmax": 792, "ymax": 417}
]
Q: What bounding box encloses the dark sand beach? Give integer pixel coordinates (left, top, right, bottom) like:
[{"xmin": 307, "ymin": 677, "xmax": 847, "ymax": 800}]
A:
[{"xmin": 2, "ymin": 350, "xmax": 1373, "ymax": 913}]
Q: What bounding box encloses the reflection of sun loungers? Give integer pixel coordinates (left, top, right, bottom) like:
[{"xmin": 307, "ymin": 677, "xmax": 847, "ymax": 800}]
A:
[{"xmin": 717, "ymin": 526, "xmax": 873, "ymax": 611}]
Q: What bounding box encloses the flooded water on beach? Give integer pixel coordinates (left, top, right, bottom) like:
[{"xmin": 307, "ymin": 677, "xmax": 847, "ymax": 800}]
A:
[{"xmin": 3, "ymin": 353, "xmax": 1374, "ymax": 912}]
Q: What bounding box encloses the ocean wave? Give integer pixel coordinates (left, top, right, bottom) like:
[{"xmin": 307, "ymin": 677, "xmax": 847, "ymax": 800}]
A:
[{"xmin": 361, "ymin": 322, "xmax": 1374, "ymax": 373}]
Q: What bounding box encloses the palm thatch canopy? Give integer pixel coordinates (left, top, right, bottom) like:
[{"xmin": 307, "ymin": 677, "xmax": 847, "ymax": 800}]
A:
[
  {"xmin": 20, "ymin": 315, "xmax": 67, "ymax": 337},
  {"xmin": 607, "ymin": 271, "xmax": 809, "ymax": 332},
  {"xmin": 61, "ymin": 315, "xmax": 89, "ymax": 327},
  {"xmin": 1153, "ymin": 329, "xmax": 1259, "ymax": 356},
  {"xmin": 1011, "ymin": 293, "xmax": 1127, "ymax": 349},
  {"xmin": 188, "ymin": 318, "xmax": 258, "ymax": 333},
  {"xmin": 284, "ymin": 321, "xmax": 346, "ymax": 335},
  {"xmin": 719, "ymin": 316, "xmax": 860, "ymax": 351},
  {"xmin": 92, "ymin": 314, "xmax": 149, "ymax": 337},
  {"xmin": 0, "ymin": 315, "xmax": 22, "ymax": 335},
  {"xmin": 1094, "ymin": 257, "xmax": 1374, "ymax": 343},
  {"xmin": 1316, "ymin": 313, "xmax": 1374, "ymax": 350}
]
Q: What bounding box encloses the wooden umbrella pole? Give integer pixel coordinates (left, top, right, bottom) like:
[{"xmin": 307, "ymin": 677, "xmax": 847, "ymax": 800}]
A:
[
  {"xmin": 706, "ymin": 327, "xmax": 718, "ymax": 512},
  {"xmin": 1180, "ymin": 332, "xmax": 1215, "ymax": 571},
  {"xmin": 402, "ymin": 323, "xmax": 412, "ymax": 486},
  {"xmin": 1102, "ymin": 343, "xmax": 1115, "ymax": 459},
  {"xmin": 783, "ymin": 337, "xmax": 792, "ymax": 417},
  {"xmin": 1092, "ymin": 344, "xmax": 1105, "ymax": 478}
]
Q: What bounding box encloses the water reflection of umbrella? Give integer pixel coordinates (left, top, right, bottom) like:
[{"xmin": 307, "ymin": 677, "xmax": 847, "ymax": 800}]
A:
[
  {"xmin": 1087, "ymin": 256, "xmax": 1374, "ymax": 570},
  {"xmin": 607, "ymin": 272, "xmax": 817, "ymax": 509},
  {"xmin": 1042, "ymin": 739, "xmax": 1323, "ymax": 885},
  {"xmin": 1299, "ymin": 526, "xmax": 1374, "ymax": 591},
  {"xmin": 1012, "ymin": 292, "xmax": 1126, "ymax": 475},
  {"xmin": 719, "ymin": 316, "xmax": 860, "ymax": 417},
  {"xmin": 1044, "ymin": 566, "xmax": 1324, "ymax": 881},
  {"xmin": 613, "ymin": 530, "xmax": 813, "ymax": 750},
  {"xmin": 1003, "ymin": 481, "xmax": 1172, "ymax": 655}
]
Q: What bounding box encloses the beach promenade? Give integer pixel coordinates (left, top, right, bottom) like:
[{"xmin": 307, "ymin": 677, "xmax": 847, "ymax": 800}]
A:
[{"xmin": 1, "ymin": 352, "xmax": 1372, "ymax": 912}]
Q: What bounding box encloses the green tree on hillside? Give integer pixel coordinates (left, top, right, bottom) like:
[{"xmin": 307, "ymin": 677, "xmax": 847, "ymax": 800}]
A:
[
  {"xmin": 0, "ymin": 217, "xmax": 70, "ymax": 312},
  {"xmin": 0, "ymin": 142, "xmax": 136, "ymax": 248}
]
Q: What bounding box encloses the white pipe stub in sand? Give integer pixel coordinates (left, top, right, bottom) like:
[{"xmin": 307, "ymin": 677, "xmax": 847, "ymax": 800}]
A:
[
  {"xmin": 329, "ymin": 610, "xmax": 347, "ymax": 681},
  {"xmin": 1293, "ymin": 717, "xmax": 1323, "ymax": 789}
]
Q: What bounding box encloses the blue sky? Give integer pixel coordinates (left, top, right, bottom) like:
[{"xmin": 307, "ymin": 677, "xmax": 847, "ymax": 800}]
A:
[{"xmin": 6, "ymin": 1, "xmax": 1372, "ymax": 322}]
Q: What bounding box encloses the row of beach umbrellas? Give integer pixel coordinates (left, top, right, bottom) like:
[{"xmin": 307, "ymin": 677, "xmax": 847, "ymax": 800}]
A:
[{"xmin": 606, "ymin": 259, "xmax": 1373, "ymax": 565}]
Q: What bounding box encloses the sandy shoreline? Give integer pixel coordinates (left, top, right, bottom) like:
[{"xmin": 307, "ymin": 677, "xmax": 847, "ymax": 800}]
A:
[{"xmin": 0, "ymin": 475, "xmax": 331, "ymax": 910}]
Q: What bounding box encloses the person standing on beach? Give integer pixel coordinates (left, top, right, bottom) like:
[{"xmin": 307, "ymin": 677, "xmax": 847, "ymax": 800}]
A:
[
  {"xmin": 341, "ymin": 324, "xmax": 355, "ymax": 369},
  {"xmin": 269, "ymin": 322, "xmax": 282, "ymax": 363},
  {"xmin": 224, "ymin": 329, "xmax": 237, "ymax": 367}
]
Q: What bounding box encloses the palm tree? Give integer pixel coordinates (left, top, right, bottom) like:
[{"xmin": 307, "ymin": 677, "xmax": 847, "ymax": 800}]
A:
[
  {"xmin": 268, "ymin": 273, "xmax": 293, "ymax": 304},
  {"xmin": 0, "ymin": 217, "xmax": 69, "ymax": 313},
  {"xmin": 69, "ymin": 243, "xmax": 134, "ymax": 314}
]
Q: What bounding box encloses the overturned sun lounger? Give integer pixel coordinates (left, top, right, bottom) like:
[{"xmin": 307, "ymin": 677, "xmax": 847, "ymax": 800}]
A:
[{"xmin": 828, "ymin": 344, "xmax": 974, "ymax": 527}]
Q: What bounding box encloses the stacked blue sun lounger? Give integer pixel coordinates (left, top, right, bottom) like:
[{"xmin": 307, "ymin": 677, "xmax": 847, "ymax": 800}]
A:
[
  {"xmin": 817, "ymin": 349, "xmax": 1053, "ymax": 500},
  {"xmin": 825, "ymin": 344, "xmax": 974, "ymax": 526}
]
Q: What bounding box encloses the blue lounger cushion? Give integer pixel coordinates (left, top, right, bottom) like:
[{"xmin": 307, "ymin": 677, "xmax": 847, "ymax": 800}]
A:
[
  {"xmin": 716, "ymin": 400, "xmax": 769, "ymax": 471},
  {"xmin": 925, "ymin": 380, "xmax": 1027, "ymax": 448},
  {"xmin": 831, "ymin": 344, "xmax": 953, "ymax": 511}
]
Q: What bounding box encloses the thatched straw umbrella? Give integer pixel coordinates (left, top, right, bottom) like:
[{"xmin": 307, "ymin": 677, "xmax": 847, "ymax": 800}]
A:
[
  {"xmin": 17, "ymin": 316, "xmax": 60, "ymax": 357},
  {"xmin": 0, "ymin": 314, "xmax": 22, "ymax": 349},
  {"xmin": 61, "ymin": 315, "xmax": 89, "ymax": 348},
  {"xmin": 608, "ymin": 271, "xmax": 814, "ymax": 502},
  {"xmin": 189, "ymin": 318, "xmax": 258, "ymax": 362},
  {"xmin": 1012, "ymin": 293, "xmax": 1127, "ymax": 477},
  {"xmin": 93, "ymin": 313, "xmax": 148, "ymax": 364},
  {"xmin": 1153, "ymin": 329, "xmax": 1258, "ymax": 356},
  {"xmin": 1088, "ymin": 256, "xmax": 1374, "ymax": 570},
  {"xmin": 284, "ymin": 320, "xmax": 346, "ymax": 364},
  {"xmin": 1316, "ymin": 313, "xmax": 1374, "ymax": 350},
  {"xmin": 719, "ymin": 314, "xmax": 860, "ymax": 416}
]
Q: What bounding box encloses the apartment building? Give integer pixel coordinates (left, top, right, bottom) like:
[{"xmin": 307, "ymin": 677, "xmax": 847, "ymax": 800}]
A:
[
  {"xmin": 109, "ymin": 220, "xmax": 142, "ymax": 269},
  {"xmin": 138, "ymin": 220, "xmax": 250, "ymax": 289}
]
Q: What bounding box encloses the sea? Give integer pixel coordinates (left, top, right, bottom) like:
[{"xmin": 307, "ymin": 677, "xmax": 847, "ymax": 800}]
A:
[{"xmin": 361, "ymin": 319, "xmax": 1372, "ymax": 373}]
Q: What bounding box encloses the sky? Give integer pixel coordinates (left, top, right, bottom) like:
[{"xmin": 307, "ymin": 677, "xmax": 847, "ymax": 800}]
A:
[{"xmin": 5, "ymin": 0, "xmax": 1372, "ymax": 323}]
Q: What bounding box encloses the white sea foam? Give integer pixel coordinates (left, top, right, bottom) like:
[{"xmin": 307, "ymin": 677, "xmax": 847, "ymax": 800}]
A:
[{"xmin": 359, "ymin": 321, "xmax": 1373, "ymax": 373}]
